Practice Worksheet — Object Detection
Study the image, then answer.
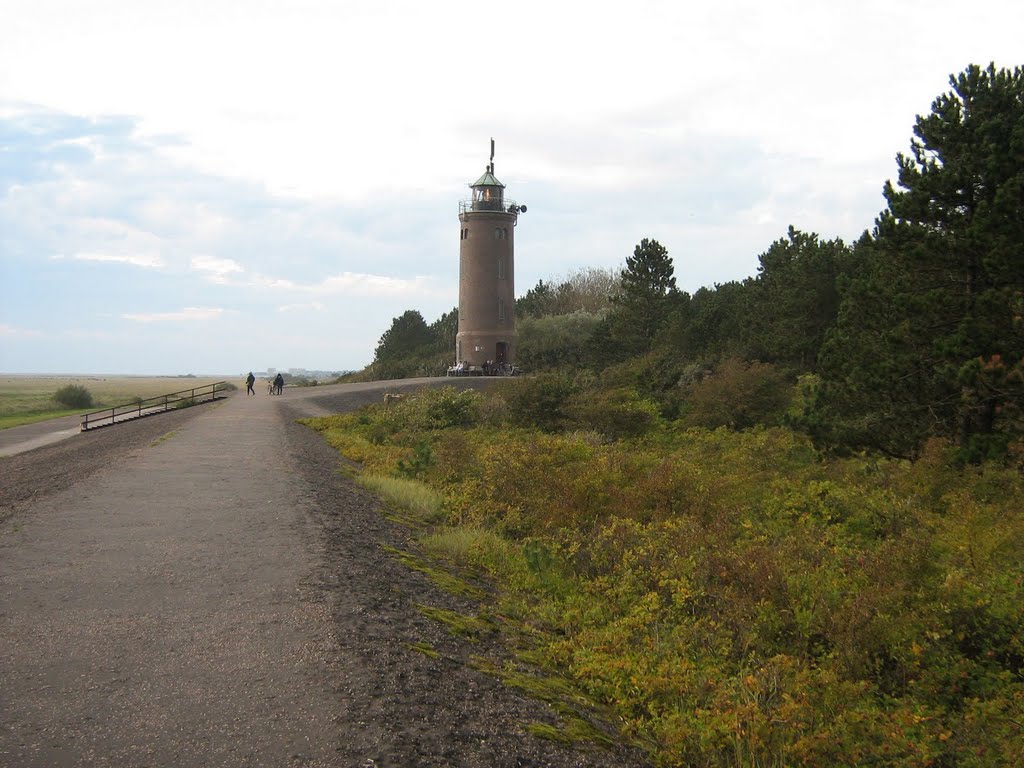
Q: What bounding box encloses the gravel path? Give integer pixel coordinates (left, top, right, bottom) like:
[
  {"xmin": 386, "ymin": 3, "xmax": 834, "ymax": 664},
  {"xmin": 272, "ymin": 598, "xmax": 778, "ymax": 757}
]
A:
[{"xmin": 0, "ymin": 381, "xmax": 648, "ymax": 768}]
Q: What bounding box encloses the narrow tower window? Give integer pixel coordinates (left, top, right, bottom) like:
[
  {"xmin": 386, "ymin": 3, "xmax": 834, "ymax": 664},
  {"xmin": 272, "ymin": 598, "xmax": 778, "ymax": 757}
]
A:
[
  {"xmin": 498, "ymin": 297, "xmax": 506, "ymax": 321},
  {"xmin": 497, "ymin": 255, "xmax": 505, "ymax": 280}
]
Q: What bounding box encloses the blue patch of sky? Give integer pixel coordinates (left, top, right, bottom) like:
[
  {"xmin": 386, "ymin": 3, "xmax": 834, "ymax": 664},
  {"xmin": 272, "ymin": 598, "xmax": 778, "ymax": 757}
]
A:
[{"xmin": 0, "ymin": 110, "xmax": 147, "ymax": 183}]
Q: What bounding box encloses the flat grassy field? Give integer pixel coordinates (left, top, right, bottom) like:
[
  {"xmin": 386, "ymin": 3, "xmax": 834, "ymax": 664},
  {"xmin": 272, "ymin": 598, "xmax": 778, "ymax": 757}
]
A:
[{"xmin": 0, "ymin": 375, "xmax": 236, "ymax": 429}]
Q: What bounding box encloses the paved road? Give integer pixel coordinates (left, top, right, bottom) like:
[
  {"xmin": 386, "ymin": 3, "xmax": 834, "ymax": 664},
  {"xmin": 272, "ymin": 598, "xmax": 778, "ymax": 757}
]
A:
[
  {"xmin": 0, "ymin": 413, "xmax": 84, "ymax": 457},
  {"xmin": 0, "ymin": 379, "xmax": 441, "ymax": 457},
  {"xmin": 1, "ymin": 380, "xmax": 634, "ymax": 768},
  {"xmin": 0, "ymin": 388, "xmax": 345, "ymax": 766}
]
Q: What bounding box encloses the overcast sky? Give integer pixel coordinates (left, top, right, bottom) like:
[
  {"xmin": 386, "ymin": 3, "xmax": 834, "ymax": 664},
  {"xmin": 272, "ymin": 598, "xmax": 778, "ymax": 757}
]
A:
[{"xmin": 1, "ymin": 1, "xmax": 1020, "ymax": 375}]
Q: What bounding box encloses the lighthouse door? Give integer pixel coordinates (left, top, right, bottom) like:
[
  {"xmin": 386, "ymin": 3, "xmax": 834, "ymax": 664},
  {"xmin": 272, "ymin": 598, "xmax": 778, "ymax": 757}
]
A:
[{"xmin": 495, "ymin": 342, "xmax": 508, "ymax": 364}]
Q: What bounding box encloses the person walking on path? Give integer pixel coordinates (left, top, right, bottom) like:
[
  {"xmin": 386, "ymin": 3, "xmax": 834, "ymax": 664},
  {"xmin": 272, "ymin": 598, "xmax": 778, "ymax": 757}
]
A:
[
  {"xmin": 245, "ymin": 371, "xmax": 256, "ymax": 396},
  {"xmin": 274, "ymin": 372, "xmax": 284, "ymax": 395}
]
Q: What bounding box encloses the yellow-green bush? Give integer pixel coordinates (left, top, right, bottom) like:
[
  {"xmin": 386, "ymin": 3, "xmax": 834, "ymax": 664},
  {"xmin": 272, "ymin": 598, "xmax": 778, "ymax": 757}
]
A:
[{"xmin": 306, "ymin": 390, "xmax": 1024, "ymax": 767}]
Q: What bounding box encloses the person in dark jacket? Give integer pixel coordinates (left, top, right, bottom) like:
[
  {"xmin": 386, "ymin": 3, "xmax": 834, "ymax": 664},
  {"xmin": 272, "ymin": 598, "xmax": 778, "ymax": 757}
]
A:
[{"xmin": 245, "ymin": 371, "xmax": 256, "ymax": 396}]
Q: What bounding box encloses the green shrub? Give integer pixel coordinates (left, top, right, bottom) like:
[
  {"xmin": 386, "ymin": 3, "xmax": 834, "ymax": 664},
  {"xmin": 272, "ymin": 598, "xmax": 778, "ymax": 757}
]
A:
[
  {"xmin": 516, "ymin": 310, "xmax": 605, "ymax": 372},
  {"xmin": 53, "ymin": 384, "xmax": 93, "ymax": 409},
  {"xmin": 397, "ymin": 440, "xmax": 434, "ymax": 478},
  {"xmin": 424, "ymin": 387, "xmax": 480, "ymax": 428},
  {"xmin": 370, "ymin": 387, "xmax": 481, "ymax": 435},
  {"xmin": 568, "ymin": 386, "xmax": 663, "ymax": 440},
  {"xmin": 681, "ymin": 357, "xmax": 791, "ymax": 429},
  {"xmin": 504, "ymin": 373, "xmax": 576, "ymax": 432}
]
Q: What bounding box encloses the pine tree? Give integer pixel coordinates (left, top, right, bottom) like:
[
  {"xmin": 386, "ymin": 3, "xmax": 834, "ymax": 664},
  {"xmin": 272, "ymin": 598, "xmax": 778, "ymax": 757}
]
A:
[
  {"xmin": 747, "ymin": 227, "xmax": 850, "ymax": 372},
  {"xmin": 610, "ymin": 238, "xmax": 677, "ymax": 353},
  {"xmin": 374, "ymin": 310, "xmax": 433, "ymax": 365},
  {"xmin": 814, "ymin": 63, "xmax": 1024, "ymax": 458}
]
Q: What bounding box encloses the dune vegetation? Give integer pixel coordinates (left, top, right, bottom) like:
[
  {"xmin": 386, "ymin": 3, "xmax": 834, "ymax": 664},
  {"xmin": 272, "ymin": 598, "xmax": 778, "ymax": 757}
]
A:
[
  {"xmin": 321, "ymin": 64, "xmax": 1024, "ymax": 766},
  {"xmin": 307, "ymin": 385, "xmax": 1022, "ymax": 766}
]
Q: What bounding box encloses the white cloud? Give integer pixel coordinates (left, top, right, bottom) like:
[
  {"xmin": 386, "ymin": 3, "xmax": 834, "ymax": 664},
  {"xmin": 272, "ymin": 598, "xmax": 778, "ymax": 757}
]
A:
[
  {"xmin": 121, "ymin": 307, "xmax": 224, "ymax": 323},
  {"xmin": 69, "ymin": 251, "xmax": 164, "ymax": 268},
  {"xmin": 314, "ymin": 272, "xmax": 441, "ymax": 298},
  {"xmin": 277, "ymin": 302, "xmax": 325, "ymax": 313},
  {"xmin": 248, "ymin": 273, "xmax": 299, "ymax": 291},
  {"xmin": 191, "ymin": 254, "xmax": 244, "ymax": 281},
  {"xmin": 247, "ymin": 270, "xmax": 442, "ymax": 298},
  {"xmin": 4, "ymin": 1, "xmax": 1022, "ymax": 374},
  {"xmin": 6, "ymin": 0, "xmax": 1016, "ymax": 203}
]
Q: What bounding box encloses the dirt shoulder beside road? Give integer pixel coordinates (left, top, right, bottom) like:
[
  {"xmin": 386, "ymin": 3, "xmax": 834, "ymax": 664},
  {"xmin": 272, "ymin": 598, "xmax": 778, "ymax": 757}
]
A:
[{"xmin": 1, "ymin": 383, "xmax": 649, "ymax": 767}]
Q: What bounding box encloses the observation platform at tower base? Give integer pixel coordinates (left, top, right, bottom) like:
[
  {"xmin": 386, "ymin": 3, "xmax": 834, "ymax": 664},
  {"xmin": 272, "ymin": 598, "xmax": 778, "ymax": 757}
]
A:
[{"xmin": 446, "ymin": 361, "xmax": 520, "ymax": 377}]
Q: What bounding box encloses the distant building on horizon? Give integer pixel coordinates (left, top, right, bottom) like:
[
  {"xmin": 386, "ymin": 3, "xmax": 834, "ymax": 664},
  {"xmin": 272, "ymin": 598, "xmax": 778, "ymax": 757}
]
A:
[{"xmin": 456, "ymin": 140, "xmax": 525, "ymax": 367}]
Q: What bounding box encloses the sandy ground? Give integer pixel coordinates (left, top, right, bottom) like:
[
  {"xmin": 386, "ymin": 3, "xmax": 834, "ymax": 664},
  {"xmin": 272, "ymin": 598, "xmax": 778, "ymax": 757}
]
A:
[{"xmin": 0, "ymin": 380, "xmax": 648, "ymax": 768}]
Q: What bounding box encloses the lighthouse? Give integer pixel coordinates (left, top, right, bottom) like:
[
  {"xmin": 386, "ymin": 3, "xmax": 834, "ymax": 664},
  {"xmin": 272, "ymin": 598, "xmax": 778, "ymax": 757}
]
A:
[{"xmin": 456, "ymin": 139, "xmax": 525, "ymax": 368}]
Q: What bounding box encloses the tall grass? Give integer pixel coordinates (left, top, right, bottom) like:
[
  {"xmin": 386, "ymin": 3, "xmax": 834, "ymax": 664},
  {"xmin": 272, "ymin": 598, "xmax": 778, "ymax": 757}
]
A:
[{"xmin": 356, "ymin": 474, "xmax": 444, "ymax": 524}]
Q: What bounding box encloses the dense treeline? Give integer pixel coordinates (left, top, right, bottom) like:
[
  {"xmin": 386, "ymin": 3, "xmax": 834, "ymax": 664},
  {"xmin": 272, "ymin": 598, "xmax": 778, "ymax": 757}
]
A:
[
  {"xmin": 353, "ymin": 63, "xmax": 1023, "ymax": 463},
  {"xmin": 326, "ymin": 64, "xmax": 1024, "ymax": 765},
  {"xmin": 354, "ymin": 307, "xmax": 458, "ymax": 380}
]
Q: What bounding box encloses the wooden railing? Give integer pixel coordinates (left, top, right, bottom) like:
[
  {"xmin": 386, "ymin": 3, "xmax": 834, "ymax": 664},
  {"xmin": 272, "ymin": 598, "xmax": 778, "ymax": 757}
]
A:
[{"xmin": 80, "ymin": 381, "xmax": 228, "ymax": 431}]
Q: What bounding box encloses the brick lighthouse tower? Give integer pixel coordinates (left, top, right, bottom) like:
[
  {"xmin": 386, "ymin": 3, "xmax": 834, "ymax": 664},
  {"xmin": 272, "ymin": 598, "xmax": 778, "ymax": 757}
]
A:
[{"xmin": 456, "ymin": 139, "xmax": 525, "ymax": 368}]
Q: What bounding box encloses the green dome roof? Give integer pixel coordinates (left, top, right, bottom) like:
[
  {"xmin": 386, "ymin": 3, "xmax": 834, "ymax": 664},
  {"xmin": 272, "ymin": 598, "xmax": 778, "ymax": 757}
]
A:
[{"xmin": 471, "ymin": 168, "xmax": 505, "ymax": 188}]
